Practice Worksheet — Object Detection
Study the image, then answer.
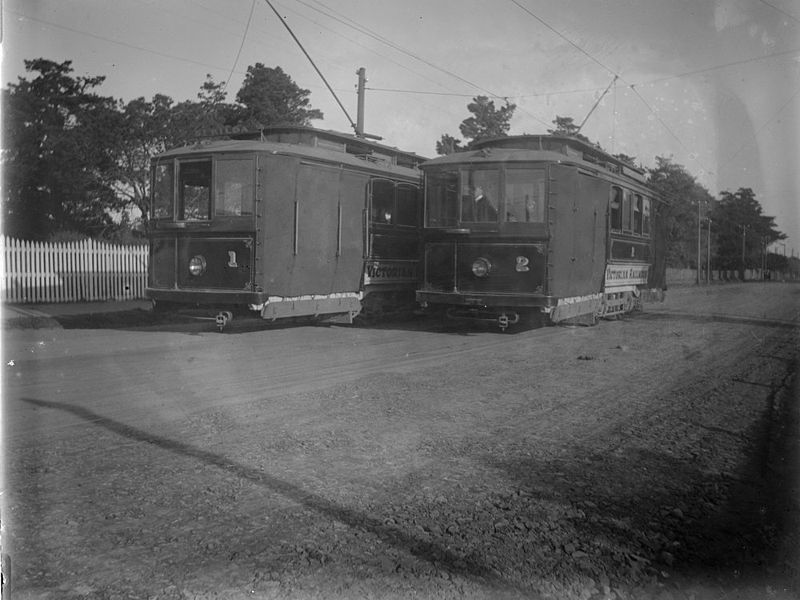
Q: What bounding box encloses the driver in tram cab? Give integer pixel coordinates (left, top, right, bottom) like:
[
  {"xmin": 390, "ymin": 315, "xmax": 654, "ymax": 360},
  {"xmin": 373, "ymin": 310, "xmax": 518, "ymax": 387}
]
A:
[{"xmin": 464, "ymin": 185, "xmax": 498, "ymax": 222}]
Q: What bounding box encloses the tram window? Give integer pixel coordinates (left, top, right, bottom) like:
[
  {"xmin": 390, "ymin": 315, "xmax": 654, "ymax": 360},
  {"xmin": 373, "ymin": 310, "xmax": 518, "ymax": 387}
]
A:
[
  {"xmin": 425, "ymin": 170, "xmax": 459, "ymax": 227},
  {"xmin": 215, "ymin": 158, "xmax": 254, "ymax": 216},
  {"xmin": 152, "ymin": 163, "xmax": 173, "ymax": 219},
  {"xmin": 371, "ymin": 179, "xmax": 394, "ymax": 224},
  {"xmin": 643, "ymin": 197, "xmax": 651, "ymax": 236},
  {"xmin": 622, "ymin": 190, "xmax": 632, "ymax": 232},
  {"xmin": 505, "ymin": 168, "xmax": 545, "ymax": 222},
  {"xmin": 633, "ymin": 194, "xmax": 643, "ymax": 234},
  {"xmin": 396, "ymin": 183, "xmax": 419, "ymax": 226},
  {"xmin": 610, "ymin": 187, "xmax": 622, "ymax": 231},
  {"xmin": 178, "ymin": 160, "xmax": 211, "ymax": 221},
  {"xmin": 461, "ymin": 169, "xmax": 499, "ymax": 223}
]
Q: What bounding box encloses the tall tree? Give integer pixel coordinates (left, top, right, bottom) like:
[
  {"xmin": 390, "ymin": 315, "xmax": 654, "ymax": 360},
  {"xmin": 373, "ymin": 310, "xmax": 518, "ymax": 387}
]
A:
[
  {"xmin": 234, "ymin": 64, "xmax": 323, "ymax": 127},
  {"xmin": 710, "ymin": 187, "xmax": 784, "ymax": 275},
  {"xmin": 2, "ymin": 59, "xmax": 123, "ymax": 240},
  {"xmin": 547, "ymin": 115, "xmax": 592, "ymax": 143},
  {"xmin": 647, "ymin": 156, "xmax": 715, "ymax": 269},
  {"xmin": 106, "ymin": 94, "xmax": 177, "ymax": 225},
  {"xmin": 435, "ymin": 96, "xmax": 515, "ymax": 155}
]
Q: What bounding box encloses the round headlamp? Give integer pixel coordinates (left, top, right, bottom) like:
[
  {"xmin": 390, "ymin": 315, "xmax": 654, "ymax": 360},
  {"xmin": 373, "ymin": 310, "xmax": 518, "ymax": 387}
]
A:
[
  {"xmin": 471, "ymin": 257, "xmax": 492, "ymax": 277},
  {"xmin": 188, "ymin": 255, "xmax": 207, "ymax": 276}
]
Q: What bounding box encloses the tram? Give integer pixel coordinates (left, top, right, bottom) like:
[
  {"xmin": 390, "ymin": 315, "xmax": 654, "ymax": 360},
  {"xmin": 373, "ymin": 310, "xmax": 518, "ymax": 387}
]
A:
[
  {"xmin": 416, "ymin": 134, "xmax": 667, "ymax": 330},
  {"xmin": 146, "ymin": 126, "xmax": 425, "ymax": 330}
]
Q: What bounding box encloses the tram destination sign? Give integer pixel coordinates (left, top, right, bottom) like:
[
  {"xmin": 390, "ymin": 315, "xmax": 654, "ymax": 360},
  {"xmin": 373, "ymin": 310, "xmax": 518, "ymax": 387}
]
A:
[
  {"xmin": 604, "ymin": 264, "xmax": 649, "ymax": 286},
  {"xmin": 363, "ymin": 260, "xmax": 418, "ymax": 284}
]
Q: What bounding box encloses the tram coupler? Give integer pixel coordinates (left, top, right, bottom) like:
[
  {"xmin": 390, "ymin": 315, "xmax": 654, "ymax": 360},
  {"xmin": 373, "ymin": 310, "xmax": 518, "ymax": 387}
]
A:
[
  {"xmin": 444, "ymin": 307, "xmax": 520, "ymax": 331},
  {"xmin": 215, "ymin": 311, "xmax": 233, "ymax": 332}
]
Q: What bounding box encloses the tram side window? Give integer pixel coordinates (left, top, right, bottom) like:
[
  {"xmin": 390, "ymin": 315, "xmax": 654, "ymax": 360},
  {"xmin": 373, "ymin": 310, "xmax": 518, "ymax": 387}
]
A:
[
  {"xmin": 610, "ymin": 187, "xmax": 622, "ymax": 231},
  {"xmin": 425, "ymin": 170, "xmax": 459, "ymax": 227},
  {"xmin": 152, "ymin": 163, "xmax": 173, "ymax": 219},
  {"xmin": 633, "ymin": 194, "xmax": 643, "ymax": 234},
  {"xmin": 622, "ymin": 190, "xmax": 632, "ymax": 232},
  {"xmin": 505, "ymin": 168, "xmax": 545, "ymax": 222},
  {"xmin": 643, "ymin": 197, "xmax": 651, "ymax": 236},
  {"xmin": 396, "ymin": 183, "xmax": 419, "ymax": 226},
  {"xmin": 371, "ymin": 179, "xmax": 394, "ymax": 224},
  {"xmin": 215, "ymin": 158, "xmax": 255, "ymax": 217},
  {"xmin": 178, "ymin": 160, "xmax": 212, "ymax": 221}
]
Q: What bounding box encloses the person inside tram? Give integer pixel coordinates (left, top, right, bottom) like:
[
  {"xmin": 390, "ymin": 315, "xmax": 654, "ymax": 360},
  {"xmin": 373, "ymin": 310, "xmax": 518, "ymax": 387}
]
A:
[{"xmin": 463, "ymin": 185, "xmax": 497, "ymax": 222}]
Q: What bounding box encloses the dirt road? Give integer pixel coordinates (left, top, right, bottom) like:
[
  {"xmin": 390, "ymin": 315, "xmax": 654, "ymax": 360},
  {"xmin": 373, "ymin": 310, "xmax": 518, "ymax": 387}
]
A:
[{"xmin": 3, "ymin": 282, "xmax": 798, "ymax": 599}]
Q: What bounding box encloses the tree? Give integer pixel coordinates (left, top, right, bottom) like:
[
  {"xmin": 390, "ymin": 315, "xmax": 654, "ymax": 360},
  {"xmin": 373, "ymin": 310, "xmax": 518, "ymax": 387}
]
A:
[
  {"xmin": 613, "ymin": 153, "xmax": 638, "ymax": 167},
  {"xmin": 710, "ymin": 187, "xmax": 784, "ymax": 276},
  {"xmin": 647, "ymin": 156, "xmax": 714, "ymax": 269},
  {"xmin": 2, "ymin": 59, "xmax": 124, "ymax": 240},
  {"xmin": 106, "ymin": 94, "xmax": 178, "ymax": 225},
  {"xmin": 547, "ymin": 115, "xmax": 592, "ymax": 144},
  {"xmin": 435, "ymin": 134, "xmax": 464, "ymax": 156},
  {"xmin": 234, "ymin": 64, "xmax": 323, "ymax": 127},
  {"xmin": 435, "ymin": 96, "xmax": 516, "ymax": 155}
]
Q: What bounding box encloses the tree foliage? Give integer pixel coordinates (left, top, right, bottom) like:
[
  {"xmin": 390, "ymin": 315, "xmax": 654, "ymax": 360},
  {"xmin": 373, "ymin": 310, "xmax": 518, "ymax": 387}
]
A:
[
  {"xmin": 3, "ymin": 61, "xmax": 325, "ymax": 238},
  {"xmin": 2, "ymin": 59, "xmax": 124, "ymax": 240},
  {"xmin": 435, "ymin": 96, "xmax": 515, "ymax": 155},
  {"xmin": 235, "ymin": 64, "xmax": 323, "ymax": 127},
  {"xmin": 547, "ymin": 115, "xmax": 592, "ymax": 143},
  {"xmin": 710, "ymin": 187, "xmax": 785, "ymax": 274},
  {"xmin": 647, "ymin": 157, "xmax": 715, "ymax": 268}
]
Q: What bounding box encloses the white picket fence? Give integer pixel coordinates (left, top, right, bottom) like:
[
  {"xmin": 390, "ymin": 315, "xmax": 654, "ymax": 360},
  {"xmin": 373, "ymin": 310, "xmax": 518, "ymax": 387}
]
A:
[{"xmin": 1, "ymin": 236, "xmax": 148, "ymax": 304}]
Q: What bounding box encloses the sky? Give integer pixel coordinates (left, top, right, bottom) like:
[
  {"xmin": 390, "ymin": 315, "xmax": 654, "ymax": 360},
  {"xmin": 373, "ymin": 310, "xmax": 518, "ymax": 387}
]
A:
[{"xmin": 3, "ymin": 0, "xmax": 800, "ymax": 254}]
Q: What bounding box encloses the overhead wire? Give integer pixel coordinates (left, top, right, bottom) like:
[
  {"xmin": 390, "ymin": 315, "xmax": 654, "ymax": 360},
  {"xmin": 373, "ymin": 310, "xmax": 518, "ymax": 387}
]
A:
[
  {"xmin": 508, "ymin": 0, "xmax": 709, "ymax": 170},
  {"xmin": 261, "ymin": 0, "xmax": 357, "ymax": 132},
  {"xmin": 302, "ymin": 0, "xmax": 552, "ymax": 128},
  {"xmin": 718, "ymin": 83, "xmax": 800, "ymax": 169},
  {"xmin": 757, "ymin": 0, "xmax": 800, "ymax": 25},
  {"xmin": 4, "ymin": 8, "xmax": 242, "ymax": 78},
  {"xmin": 221, "ymin": 0, "xmax": 257, "ymax": 96}
]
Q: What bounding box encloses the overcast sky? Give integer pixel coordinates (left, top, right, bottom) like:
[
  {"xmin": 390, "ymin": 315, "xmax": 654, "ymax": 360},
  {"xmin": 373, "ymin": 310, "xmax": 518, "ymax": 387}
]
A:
[{"xmin": 3, "ymin": 0, "xmax": 799, "ymax": 253}]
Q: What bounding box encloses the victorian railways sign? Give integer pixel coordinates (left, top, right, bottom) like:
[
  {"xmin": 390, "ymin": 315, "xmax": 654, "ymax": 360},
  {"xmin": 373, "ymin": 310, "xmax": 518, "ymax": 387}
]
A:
[{"xmin": 604, "ymin": 263, "xmax": 649, "ymax": 286}]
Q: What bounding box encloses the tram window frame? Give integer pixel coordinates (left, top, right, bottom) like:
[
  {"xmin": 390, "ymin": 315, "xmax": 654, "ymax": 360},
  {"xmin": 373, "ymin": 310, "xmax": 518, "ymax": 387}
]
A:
[
  {"xmin": 151, "ymin": 161, "xmax": 174, "ymax": 220},
  {"xmin": 177, "ymin": 159, "xmax": 212, "ymax": 222},
  {"xmin": 633, "ymin": 193, "xmax": 643, "ymax": 234},
  {"xmin": 370, "ymin": 179, "xmax": 395, "ymax": 225},
  {"xmin": 395, "ymin": 182, "xmax": 420, "ymax": 227},
  {"xmin": 504, "ymin": 167, "xmax": 546, "ymax": 223},
  {"xmin": 622, "ymin": 189, "xmax": 633, "ymax": 232},
  {"xmin": 424, "ymin": 169, "xmax": 459, "ymax": 228},
  {"xmin": 214, "ymin": 156, "xmax": 256, "ymax": 217},
  {"xmin": 610, "ymin": 186, "xmax": 623, "ymax": 231},
  {"xmin": 460, "ymin": 168, "xmax": 500, "ymax": 223},
  {"xmin": 642, "ymin": 197, "xmax": 651, "ymax": 236}
]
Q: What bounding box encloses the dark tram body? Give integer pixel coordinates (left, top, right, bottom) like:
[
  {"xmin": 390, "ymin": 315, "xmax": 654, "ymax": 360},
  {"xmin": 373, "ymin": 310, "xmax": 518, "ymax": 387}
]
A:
[
  {"xmin": 146, "ymin": 126, "xmax": 424, "ymax": 328},
  {"xmin": 416, "ymin": 135, "xmax": 666, "ymax": 329}
]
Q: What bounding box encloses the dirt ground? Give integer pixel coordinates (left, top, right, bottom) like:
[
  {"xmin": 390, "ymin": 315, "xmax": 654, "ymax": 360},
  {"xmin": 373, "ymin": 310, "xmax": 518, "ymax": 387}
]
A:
[{"xmin": 2, "ymin": 282, "xmax": 799, "ymax": 600}]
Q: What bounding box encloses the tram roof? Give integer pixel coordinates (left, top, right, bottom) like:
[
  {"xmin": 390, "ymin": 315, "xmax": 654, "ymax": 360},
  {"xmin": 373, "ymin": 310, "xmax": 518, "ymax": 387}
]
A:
[
  {"xmin": 423, "ymin": 134, "xmax": 648, "ymax": 184},
  {"xmin": 156, "ymin": 125, "xmax": 427, "ymax": 171}
]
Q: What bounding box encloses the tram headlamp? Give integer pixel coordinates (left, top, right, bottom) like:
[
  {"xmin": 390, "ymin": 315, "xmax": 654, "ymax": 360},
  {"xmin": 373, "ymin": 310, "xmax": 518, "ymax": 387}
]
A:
[
  {"xmin": 471, "ymin": 257, "xmax": 492, "ymax": 278},
  {"xmin": 188, "ymin": 255, "xmax": 207, "ymax": 276}
]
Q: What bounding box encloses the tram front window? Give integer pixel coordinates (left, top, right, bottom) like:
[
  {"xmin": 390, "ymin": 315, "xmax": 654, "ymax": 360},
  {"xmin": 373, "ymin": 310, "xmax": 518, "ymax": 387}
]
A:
[
  {"xmin": 505, "ymin": 168, "xmax": 545, "ymax": 222},
  {"xmin": 425, "ymin": 170, "xmax": 459, "ymax": 227},
  {"xmin": 178, "ymin": 160, "xmax": 212, "ymax": 221},
  {"xmin": 461, "ymin": 170, "xmax": 499, "ymax": 223},
  {"xmin": 152, "ymin": 162, "xmax": 173, "ymax": 220},
  {"xmin": 215, "ymin": 158, "xmax": 255, "ymax": 216}
]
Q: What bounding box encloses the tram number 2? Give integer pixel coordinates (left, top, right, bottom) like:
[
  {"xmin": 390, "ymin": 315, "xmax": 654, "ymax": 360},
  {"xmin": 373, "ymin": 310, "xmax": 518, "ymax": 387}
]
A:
[{"xmin": 515, "ymin": 256, "xmax": 530, "ymax": 272}]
